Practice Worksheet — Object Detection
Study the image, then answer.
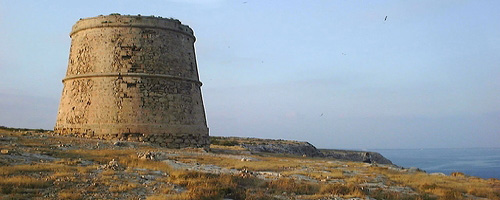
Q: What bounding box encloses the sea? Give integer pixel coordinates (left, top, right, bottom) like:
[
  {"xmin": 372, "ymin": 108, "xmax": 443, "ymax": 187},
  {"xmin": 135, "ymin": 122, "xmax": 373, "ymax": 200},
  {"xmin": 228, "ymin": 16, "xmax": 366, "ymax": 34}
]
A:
[{"xmin": 370, "ymin": 148, "xmax": 500, "ymax": 179}]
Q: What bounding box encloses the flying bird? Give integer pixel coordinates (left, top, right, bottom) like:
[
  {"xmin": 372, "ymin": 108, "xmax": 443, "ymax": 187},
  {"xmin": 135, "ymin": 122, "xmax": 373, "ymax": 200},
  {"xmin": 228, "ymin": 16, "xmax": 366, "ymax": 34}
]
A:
[{"xmin": 384, "ymin": 16, "xmax": 387, "ymax": 21}]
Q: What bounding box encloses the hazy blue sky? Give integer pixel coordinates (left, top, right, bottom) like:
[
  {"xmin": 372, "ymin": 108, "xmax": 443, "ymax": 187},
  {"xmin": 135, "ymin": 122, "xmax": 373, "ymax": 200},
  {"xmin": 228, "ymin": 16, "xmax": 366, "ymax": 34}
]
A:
[{"xmin": 1, "ymin": 0, "xmax": 499, "ymax": 149}]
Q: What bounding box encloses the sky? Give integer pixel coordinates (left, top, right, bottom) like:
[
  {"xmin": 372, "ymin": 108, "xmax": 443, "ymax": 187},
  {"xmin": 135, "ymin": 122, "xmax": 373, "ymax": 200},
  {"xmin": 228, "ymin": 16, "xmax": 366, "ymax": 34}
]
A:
[{"xmin": 0, "ymin": 0, "xmax": 499, "ymax": 149}]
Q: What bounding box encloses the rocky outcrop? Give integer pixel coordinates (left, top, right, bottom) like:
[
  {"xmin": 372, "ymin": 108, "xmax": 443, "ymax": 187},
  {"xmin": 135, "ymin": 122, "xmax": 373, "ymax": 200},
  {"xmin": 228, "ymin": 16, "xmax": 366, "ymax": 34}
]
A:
[
  {"xmin": 320, "ymin": 149, "xmax": 393, "ymax": 165},
  {"xmin": 214, "ymin": 137, "xmax": 393, "ymax": 164},
  {"xmin": 240, "ymin": 142, "xmax": 323, "ymax": 157}
]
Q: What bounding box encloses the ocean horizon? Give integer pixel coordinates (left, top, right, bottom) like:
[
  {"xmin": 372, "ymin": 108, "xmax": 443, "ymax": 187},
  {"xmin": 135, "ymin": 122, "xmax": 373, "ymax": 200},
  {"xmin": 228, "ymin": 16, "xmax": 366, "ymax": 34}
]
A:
[{"xmin": 369, "ymin": 147, "xmax": 500, "ymax": 180}]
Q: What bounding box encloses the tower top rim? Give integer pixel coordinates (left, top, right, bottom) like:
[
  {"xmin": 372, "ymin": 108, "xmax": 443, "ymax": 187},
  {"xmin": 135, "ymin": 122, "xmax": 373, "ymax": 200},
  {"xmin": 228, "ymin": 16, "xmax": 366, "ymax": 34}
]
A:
[{"xmin": 70, "ymin": 14, "xmax": 194, "ymax": 37}]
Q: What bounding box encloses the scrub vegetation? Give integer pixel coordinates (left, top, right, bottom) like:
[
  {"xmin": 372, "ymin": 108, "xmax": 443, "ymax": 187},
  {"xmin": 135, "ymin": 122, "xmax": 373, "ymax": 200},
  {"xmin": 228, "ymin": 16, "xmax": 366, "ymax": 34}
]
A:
[{"xmin": 1, "ymin": 127, "xmax": 499, "ymax": 200}]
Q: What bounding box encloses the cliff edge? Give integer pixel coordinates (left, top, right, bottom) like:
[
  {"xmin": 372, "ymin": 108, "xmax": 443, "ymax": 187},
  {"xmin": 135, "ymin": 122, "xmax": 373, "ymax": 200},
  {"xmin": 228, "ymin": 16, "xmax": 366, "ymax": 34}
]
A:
[{"xmin": 210, "ymin": 136, "xmax": 393, "ymax": 164}]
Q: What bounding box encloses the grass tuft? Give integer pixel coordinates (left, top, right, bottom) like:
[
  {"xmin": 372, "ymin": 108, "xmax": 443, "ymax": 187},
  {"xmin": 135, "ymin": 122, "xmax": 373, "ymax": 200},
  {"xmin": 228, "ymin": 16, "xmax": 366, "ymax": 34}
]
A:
[
  {"xmin": 0, "ymin": 175, "xmax": 51, "ymax": 194},
  {"xmin": 265, "ymin": 178, "xmax": 319, "ymax": 195},
  {"xmin": 58, "ymin": 189, "xmax": 83, "ymax": 200}
]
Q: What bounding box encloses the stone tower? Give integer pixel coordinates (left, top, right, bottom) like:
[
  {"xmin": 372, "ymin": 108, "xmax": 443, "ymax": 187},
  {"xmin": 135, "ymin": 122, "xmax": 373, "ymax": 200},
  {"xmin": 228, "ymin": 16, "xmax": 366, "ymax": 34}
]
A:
[{"xmin": 55, "ymin": 14, "xmax": 209, "ymax": 148}]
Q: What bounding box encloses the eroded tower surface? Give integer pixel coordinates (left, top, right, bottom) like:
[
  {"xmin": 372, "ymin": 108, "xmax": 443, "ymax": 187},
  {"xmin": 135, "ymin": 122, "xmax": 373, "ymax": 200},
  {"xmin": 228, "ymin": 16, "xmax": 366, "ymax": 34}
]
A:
[{"xmin": 55, "ymin": 15, "xmax": 209, "ymax": 148}]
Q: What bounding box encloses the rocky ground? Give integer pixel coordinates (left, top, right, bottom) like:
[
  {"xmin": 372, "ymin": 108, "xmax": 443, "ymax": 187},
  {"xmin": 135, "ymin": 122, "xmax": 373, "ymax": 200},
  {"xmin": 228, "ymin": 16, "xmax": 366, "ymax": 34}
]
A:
[{"xmin": 0, "ymin": 127, "xmax": 499, "ymax": 200}]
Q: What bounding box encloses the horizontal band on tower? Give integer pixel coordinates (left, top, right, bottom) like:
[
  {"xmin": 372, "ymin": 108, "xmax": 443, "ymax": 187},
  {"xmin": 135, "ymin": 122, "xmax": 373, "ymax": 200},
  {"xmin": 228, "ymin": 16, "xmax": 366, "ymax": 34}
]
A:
[
  {"xmin": 70, "ymin": 25, "xmax": 196, "ymax": 41},
  {"xmin": 62, "ymin": 72, "xmax": 202, "ymax": 85}
]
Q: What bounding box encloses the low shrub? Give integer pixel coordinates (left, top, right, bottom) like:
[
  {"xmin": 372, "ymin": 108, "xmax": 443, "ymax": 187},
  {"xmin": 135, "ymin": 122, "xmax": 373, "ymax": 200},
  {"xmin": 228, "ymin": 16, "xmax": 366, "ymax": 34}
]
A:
[
  {"xmin": 265, "ymin": 178, "xmax": 319, "ymax": 195},
  {"xmin": 319, "ymin": 183, "xmax": 365, "ymax": 197}
]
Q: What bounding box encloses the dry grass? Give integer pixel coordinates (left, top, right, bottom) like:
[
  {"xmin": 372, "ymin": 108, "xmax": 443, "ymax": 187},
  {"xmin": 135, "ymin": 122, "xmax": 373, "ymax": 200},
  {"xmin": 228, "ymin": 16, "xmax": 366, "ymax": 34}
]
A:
[
  {"xmin": 109, "ymin": 183, "xmax": 139, "ymax": 192},
  {"xmin": 0, "ymin": 162, "xmax": 96, "ymax": 185},
  {"xmin": 52, "ymin": 171, "xmax": 74, "ymax": 178},
  {"xmin": 265, "ymin": 178, "xmax": 319, "ymax": 195},
  {"xmin": 177, "ymin": 154, "xmax": 313, "ymax": 172},
  {"xmin": 60, "ymin": 149, "xmax": 173, "ymax": 172},
  {"xmin": 319, "ymin": 183, "xmax": 365, "ymax": 197},
  {"xmin": 467, "ymin": 186, "xmax": 500, "ymax": 199},
  {"xmin": 121, "ymin": 155, "xmax": 173, "ymax": 172},
  {"xmin": 281, "ymin": 168, "xmax": 345, "ymax": 180},
  {"xmin": 0, "ymin": 175, "xmax": 52, "ymax": 195},
  {"xmin": 0, "ymin": 163, "xmax": 93, "ymax": 176},
  {"xmin": 101, "ymin": 169, "xmax": 116, "ymax": 176},
  {"xmin": 0, "ymin": 176, "xmax": 51, "ymax": 188},
  {"xmin": 147, "ymin": 193, "xmax": 192, "ymax": 200},
  {"xmin": 298, "ymin": 183, "xmax": 368, "ymax": 199},
  {"xmin": 0, "ymin": 164, "xmax": 56, "ymax": 175},
  {"xmin": 58, "ymin": 189, "xmax": 83, "ymax": 200},
  {"xmin": 60, "ymin": 149, "xmax": 134, "ymax": 162},
  {"xmin": 368, "ymin": 167, "xmax": 500, "ymax": 200},
  {"xmin": 210, "ymin": 144, "xmax": 247, "ymax": 151},
  {"xmin": 369, "ymin": 189, "xmax": 436, "ymax": 200},
  {"xmin": 244, "ymin": 189, "xmax": 281, "ymax": 200},
  {"xmin": 160, "ymin": 170, "xmax": 369, "ymax": 199},
  {"xmin": 168, "ymin": 171, "xmax": 243, "ymax": 199}
]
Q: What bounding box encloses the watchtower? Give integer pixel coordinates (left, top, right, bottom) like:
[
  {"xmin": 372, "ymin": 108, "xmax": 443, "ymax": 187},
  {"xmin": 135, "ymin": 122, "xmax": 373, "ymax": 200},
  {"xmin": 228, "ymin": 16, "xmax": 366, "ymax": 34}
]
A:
[{"xmin": 54, "ymin": 14, "xmax": 209, "ymax": 148}]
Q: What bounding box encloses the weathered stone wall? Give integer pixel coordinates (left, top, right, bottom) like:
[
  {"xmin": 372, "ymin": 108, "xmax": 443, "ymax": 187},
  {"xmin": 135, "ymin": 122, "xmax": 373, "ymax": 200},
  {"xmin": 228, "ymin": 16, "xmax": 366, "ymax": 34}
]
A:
[{"xmin": 55, "ymin": 15, "xmax": 209, "ymax": 148}]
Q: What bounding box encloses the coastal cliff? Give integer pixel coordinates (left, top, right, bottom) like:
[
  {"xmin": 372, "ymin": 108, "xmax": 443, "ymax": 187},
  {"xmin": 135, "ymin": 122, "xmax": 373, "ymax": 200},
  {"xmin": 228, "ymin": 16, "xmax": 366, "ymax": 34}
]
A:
[
  {"xmin": 211, "ymin": 136, "xmax": 393, "ymax": 164},
  {"xmin": 320, "ymin": 149, "xmax": 393, "ymax": 165}
]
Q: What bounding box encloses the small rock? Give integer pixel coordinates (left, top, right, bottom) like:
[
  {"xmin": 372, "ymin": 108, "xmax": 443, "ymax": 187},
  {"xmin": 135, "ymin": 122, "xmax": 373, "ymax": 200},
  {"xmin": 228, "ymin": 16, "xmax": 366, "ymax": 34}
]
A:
[
  {"xmin": 241, "ymin": 157, "xmax": 251, "ymax": 162},
  {"xmin": 113, "ymin": 141, "xmax": 126, "ymax": 146},
  {"xmin": 137, "ymin": 152, "xmax": 157, "ymax": 160},
  {"xmin": 99, "ymin": 159, "xmax": 124, "ymax": 170},
  {"xmin": 407, "ymin": 167, "xmax": 424, "ymax": 173},
  {"xmin": 238, "ymin": 168, "xmax": 254, "ymax": 178},
  {"xmin": 1, "ymin": 149, "xmax": 9, "ymax": 154},
  {"xmin": 451, "ymin": 172, "xmax": 466, "ymax": 177}
]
